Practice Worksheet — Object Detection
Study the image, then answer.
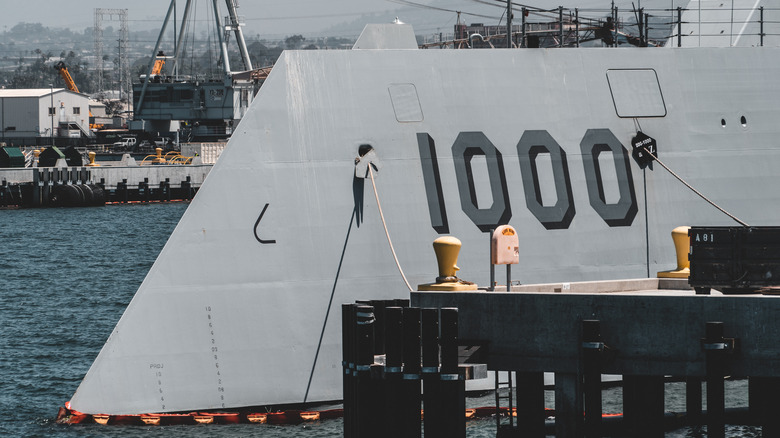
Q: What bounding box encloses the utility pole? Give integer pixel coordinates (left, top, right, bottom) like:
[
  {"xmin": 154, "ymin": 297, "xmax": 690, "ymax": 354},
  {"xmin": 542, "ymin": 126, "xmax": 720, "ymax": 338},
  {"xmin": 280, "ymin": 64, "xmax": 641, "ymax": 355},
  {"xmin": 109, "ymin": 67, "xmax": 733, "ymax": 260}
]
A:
[
  {"xmin": 506, "ymin": 0, "xmax": 512, "ymax": 48},
  {"xmin": 49, "ymin": 84, "xmax": 54, "ymax": 146},
  {"xmin": 117, "ymin": 39, "xmax": 122, "ymax": 101},
  {"xmin": 94, "ymin": 9, "xmax": 128, "ymax": 96}
]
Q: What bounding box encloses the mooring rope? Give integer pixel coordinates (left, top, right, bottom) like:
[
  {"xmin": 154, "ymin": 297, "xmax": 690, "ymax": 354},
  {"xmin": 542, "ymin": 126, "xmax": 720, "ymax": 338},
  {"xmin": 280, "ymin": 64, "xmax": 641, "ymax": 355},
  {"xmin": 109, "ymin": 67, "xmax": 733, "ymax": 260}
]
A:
[
  {"xmin": 368, "ymin": 165, "xmax": 414, "ymax": 292},
  {"xmin": 642, "ymin": 146, "xmax": 750, "ymax": 228}
]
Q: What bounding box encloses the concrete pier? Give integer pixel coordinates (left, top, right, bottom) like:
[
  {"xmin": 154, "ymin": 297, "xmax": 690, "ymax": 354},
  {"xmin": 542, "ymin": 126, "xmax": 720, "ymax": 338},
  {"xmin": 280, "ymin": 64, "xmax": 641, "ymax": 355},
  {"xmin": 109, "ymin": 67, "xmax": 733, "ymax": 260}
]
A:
[
  {"xmin": 0, "ymin": 165, "xmax": 211, "ymax": 189},
  {"xmin": 0, "ymin": 165, "xmax": 210, "ymax": 207},
  {"xmin": 409, "ymin": 277, "xmax": 780, "ymax": 436}
]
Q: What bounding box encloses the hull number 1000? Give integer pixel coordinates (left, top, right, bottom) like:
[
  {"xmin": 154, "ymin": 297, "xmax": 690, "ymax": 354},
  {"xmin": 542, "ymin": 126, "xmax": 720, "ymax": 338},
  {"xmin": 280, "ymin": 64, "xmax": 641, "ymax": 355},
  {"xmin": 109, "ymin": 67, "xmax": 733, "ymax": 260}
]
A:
[{"xmin": 417, "ymin": 129, "xmax": 638, "ymax": 233}]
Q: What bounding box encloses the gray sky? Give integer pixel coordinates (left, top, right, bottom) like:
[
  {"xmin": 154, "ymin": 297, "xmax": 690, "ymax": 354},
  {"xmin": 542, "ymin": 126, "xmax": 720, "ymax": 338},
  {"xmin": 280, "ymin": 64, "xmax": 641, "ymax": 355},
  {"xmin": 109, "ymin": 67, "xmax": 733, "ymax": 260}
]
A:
[
  {"xmin": 0, "ymin": 0, "xmax": 451, "ymax": 38},
  {"xmin": 0, "ymin": 1, "xmax": 681, "ymax": 40}
]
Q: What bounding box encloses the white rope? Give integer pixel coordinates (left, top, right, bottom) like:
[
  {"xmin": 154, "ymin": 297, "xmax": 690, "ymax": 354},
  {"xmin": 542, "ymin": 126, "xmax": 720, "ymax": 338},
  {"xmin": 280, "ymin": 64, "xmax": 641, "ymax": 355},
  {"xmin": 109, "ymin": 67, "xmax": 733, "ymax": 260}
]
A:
[
  {"xmin": 643, "ymin": 146, "xmax": 750, "ymax": 228},
  {"xmin": 368, "ymin": 166, "xmax": 414, "ymax": 292}
]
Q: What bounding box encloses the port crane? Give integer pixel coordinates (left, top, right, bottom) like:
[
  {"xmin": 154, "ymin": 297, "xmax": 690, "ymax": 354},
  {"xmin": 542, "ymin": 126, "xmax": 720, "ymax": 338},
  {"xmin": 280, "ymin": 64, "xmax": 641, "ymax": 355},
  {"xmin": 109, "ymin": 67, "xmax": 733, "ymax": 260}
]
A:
[
  {"xmin": 53, "ymin": 61, "xmax": 102, "ymax": 130},
  {"xmin": 151, "ymin": 51, "xmax": 166, "ymax": 76},
  {"xmin": 132, "ymin": 0, "xmax": 259, "ymax": 141}
]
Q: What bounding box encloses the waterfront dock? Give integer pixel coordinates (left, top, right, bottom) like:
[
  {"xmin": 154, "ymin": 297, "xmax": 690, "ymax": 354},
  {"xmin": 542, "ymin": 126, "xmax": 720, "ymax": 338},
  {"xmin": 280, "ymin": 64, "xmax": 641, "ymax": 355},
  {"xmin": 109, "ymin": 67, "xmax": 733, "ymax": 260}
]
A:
[
  {"xmin": 0, "ymin": 164, "xmax": 211, "ymax": 207},
  {"xmin": 415, "ymin": 278, "xmax": 780, "ymax": 437},
  {"xmin": 344, "ymin": 278, "xmax": 780, "ymax": 437}
]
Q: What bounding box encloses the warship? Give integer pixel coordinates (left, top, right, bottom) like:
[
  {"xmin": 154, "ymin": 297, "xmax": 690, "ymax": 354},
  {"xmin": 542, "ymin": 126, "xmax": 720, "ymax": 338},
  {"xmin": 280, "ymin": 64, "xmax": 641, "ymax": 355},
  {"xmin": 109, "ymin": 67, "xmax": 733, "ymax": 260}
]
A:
[{"xmin": 67, "ymin": 1, "xmax": 780, "ymax": 414}]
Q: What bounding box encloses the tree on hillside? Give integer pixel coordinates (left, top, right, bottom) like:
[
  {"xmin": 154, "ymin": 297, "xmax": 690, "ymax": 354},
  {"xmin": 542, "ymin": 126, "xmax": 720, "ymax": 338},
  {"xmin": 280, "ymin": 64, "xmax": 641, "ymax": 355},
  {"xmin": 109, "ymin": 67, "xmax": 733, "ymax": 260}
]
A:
[
  {"xmin": 285, "ymin": 35, "xmax": 305, "ymax": 50},
  {"xmin": 247, "ymin": 40, "xmax": 282, "ymax": 67}
]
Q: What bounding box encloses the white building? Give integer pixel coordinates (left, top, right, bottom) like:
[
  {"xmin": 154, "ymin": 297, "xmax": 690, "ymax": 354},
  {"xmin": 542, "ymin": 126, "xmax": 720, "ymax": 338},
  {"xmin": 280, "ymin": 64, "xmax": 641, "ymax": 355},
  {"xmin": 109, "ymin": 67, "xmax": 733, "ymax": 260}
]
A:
[{"xmin": 0, "ymin": 89, "xmax": 90, "ymax": 144}]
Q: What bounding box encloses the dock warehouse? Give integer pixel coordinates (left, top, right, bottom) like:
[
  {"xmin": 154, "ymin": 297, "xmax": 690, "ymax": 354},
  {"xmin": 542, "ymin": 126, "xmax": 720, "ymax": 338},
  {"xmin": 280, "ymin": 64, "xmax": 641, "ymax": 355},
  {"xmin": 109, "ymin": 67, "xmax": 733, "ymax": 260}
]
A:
[{"xmin": 0, "ymin": 88, "xmax": 90, "ymax": 146}]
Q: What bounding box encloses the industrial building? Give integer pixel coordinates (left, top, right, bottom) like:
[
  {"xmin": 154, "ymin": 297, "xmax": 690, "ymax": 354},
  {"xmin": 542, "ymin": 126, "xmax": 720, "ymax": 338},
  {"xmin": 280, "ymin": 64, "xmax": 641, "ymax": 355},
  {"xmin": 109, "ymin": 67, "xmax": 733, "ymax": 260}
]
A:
[{"xmin": 0, "ymin": 88, "xmax": 91, "ymax": 146}]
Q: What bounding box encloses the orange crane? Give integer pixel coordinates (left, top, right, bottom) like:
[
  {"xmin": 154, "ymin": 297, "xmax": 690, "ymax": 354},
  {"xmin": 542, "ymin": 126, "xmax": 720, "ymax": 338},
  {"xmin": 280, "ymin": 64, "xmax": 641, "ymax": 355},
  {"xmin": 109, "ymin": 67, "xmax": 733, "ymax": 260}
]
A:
[
  {"xmin": 152, "ymin": 51, "xmax": 166, "ymax": 76},
  {"xmin": 54, "ymin": 61, "xmax": 81, "ymax": 93},
  {"xmin": 53, "ymin": 61, "xmax": 102, "ymax": 130}
]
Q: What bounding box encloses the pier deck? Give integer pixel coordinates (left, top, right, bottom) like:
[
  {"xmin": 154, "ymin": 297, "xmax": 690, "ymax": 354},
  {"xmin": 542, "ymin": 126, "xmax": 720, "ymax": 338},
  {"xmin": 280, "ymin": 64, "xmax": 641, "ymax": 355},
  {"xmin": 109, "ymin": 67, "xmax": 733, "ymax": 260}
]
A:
[
  {"xmin": 0, "ymin": 165, "xmax": 211, "ymax": 207},
  {"xmin": 413, "ymin": 278, "xmax": 780, "ymax": 377},
  {"xmin": 407, "ymin": 278, "xmax": 780, "ymax": 436},
  {"xmin": 342, "ymin": 279, "xmax": 780, "ymax": 435}
]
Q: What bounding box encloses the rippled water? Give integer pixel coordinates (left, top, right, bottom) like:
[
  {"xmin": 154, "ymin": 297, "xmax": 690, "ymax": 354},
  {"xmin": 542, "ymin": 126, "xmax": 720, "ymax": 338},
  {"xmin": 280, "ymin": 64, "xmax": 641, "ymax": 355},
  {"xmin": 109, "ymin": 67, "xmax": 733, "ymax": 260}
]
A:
[{"xmin": 0, "ymin": 203, "xmax": 762, "ymax": 437}]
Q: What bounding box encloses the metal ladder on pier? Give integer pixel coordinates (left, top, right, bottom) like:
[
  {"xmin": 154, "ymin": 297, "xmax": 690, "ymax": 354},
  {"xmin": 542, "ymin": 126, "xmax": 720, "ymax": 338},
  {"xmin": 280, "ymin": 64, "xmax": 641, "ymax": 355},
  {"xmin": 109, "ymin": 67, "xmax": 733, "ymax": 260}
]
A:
[{"xmin": 495, "ymin": 370, "xmax": 519, "ymax": 436}]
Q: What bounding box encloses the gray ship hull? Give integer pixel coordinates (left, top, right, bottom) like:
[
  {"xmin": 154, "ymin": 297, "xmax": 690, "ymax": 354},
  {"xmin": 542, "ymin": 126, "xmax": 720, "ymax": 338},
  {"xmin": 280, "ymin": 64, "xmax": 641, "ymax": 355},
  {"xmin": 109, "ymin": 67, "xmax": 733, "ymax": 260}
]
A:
[{"xmin": 70, "ymin": 28, "xmax": 780, "ymax": 414}]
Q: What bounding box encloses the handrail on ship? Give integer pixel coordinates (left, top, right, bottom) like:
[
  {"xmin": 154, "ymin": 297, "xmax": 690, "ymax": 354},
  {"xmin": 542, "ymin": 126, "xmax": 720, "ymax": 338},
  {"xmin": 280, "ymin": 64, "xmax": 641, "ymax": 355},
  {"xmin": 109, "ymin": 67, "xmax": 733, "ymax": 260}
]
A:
[{"xmin": 418, "ymin": 6, "xmax": 780, "ymax": 49}]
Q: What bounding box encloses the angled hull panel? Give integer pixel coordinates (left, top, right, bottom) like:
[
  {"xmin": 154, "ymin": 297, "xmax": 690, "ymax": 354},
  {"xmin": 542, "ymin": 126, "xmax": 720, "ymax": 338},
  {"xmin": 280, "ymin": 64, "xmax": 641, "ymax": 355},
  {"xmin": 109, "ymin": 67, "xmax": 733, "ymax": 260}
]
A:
[{"xmin": 70, "ymin": 47, "xmax": 780, "ymax": 414}]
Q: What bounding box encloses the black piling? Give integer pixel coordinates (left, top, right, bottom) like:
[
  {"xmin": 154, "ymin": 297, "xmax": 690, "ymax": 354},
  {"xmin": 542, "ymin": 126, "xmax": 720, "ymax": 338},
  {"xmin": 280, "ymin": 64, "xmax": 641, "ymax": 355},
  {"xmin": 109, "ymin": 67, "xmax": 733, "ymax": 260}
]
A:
[
  {"xmin": 623, "ymin": 375, "xmax": 665, "ymax": 437},
  {"xmin": 438, "ymin": 308, "xmax": 465, "ymax": 437},
  {"xmin": 182, "ymin": 176, "xmax": 193, "ymax": 200},
  {"xmin": 401, "ymin": 307, "xmax": 422, "ymax": 438},
  {"xmin": 582, "ymin": 319, "xmax": 603, "ymax": 438},
  {"xmin": 704, "ymin": 321, "xmax": 727, "ymax": 438},
  {"xmin": 342, "ymin": 302, "xmax": 470, "ymax": 438},
  {"xmin": 159, "ymin": 178, "xmax": 171, "ymax": 202},
  {"xmin": 515, "ymin": 372, "xmax": 545, "ymax": 438},
  {"xmin": 554, "ymin": 372, "xmax": 583, "ymax": 437},
  {"xmin": 371, "ymin": 300, "xmax": 387, "ymax": 355},
  {"xmin": 354, "ymin": 305, "xmax": 376, "ymax": 438},
  {"xmin": 341, "ymin": 304, "xmax": 355, "ymax": 438},
  {"xmin": 32, "ymin": 170, "xmax": 40, "ymax": 207},
  {"xmin": 685, "ymin": 377, "xmax": 702, "ymax": 426},
  {"xmin": 42, "ymin": 169, "xmax": 50, "ymax": 206},
  {"xmin": 384, "ymin": 306, "xmax": 404, "ymax": 438},
  {"xmin": 750, "ymin": 376, "xmax": 780, "ymax": 435},
  {"xmin": 117, "ymin": 179, "xmax": 128, "ymax": 203},
  {"xmin": 139, "ymin": 178, "xmax": 150, "ymax": 202},
  {"xmin": 421, "ymin": 308, "xmax": 440, "ymax": 438},
  {"xmin": 0, "ymin": 179, "xmax": 7, "ymax": 207}
]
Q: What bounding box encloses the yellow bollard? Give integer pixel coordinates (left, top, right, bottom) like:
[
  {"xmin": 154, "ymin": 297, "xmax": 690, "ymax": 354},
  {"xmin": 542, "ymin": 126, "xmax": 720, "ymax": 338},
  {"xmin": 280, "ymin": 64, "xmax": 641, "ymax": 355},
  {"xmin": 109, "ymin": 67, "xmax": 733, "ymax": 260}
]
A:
[
  {"xmin": 418, "ymin": 236, "xmax": 477, "ymax": 291},
  {"xmin": 152, "ymin": 147, "xmax": 166, "ymax": 164},
  {"xmin": 657, "ymin": 226, "xmax": 690, "ymax": 278},
  {"xmin": 86, "ymin": 151, "xmax": 100, "ymax": 167}
]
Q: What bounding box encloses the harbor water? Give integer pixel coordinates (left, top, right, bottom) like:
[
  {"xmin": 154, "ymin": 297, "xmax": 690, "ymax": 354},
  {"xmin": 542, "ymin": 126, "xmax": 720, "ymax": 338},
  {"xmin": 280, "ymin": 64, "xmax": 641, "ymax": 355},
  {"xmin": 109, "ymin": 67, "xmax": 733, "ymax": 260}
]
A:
[{"xmin": 0, "ymin": 203, "xmax": 761, "ymax": 437}]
